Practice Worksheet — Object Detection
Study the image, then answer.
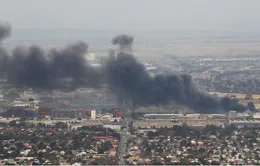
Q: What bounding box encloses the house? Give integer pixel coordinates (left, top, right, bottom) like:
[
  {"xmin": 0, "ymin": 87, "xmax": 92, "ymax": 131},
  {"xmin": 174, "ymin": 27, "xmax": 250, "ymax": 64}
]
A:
[
  {"xmin": 91, "ymin": 154, "xmax": 108, "ymax": 159},
  {"xmin": 109, "ymin": 148, "xmax": 117, "ymax": 157}
]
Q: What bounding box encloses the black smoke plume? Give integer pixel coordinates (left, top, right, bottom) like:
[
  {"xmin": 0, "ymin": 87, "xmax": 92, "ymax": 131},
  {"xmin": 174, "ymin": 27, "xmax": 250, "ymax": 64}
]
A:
[
  {"xmin": 107, "ymin": 34, "xmax": 246, "ymax": 113},
  {"xmin": 0, "ymin": 23, "xmax": 11, "ymax": 41},
  {"xmin": 0, "ymin": 24, "xmax": 100, "ymax": 89},
  {"xmin": 0, "ymin": 23, "xmax": 246, "ymax": 113},
  {"xmin": 0, "ymin": 23, "xmax": 11, "ymax": 77},
  {"xmin": 112, "ymin": 34, "xmax": 133, "ymax": 53},
  {"xmin": 7, "ymin": 43, "xmax": 101, "ymax": 89}
]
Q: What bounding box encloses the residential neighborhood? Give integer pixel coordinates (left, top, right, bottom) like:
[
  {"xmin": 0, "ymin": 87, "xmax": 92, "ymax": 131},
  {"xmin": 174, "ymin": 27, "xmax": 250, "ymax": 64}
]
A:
[
  {"xmin": 125, "ymin": 125, "xmax": 260, "ymax": 165},
  {"xmin": 0, "ymin": 121, "xmax": 120, "ymax": 165}
]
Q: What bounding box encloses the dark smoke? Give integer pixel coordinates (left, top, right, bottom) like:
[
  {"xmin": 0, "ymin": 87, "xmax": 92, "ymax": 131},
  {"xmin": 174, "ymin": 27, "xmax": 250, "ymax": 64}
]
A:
[
  {"xmin": 112, "ymin": 34, "xmax": 133, "ymax": 53},
  {"xmin": 104, "ymin": 51, "xmax": 222, "ymax": 113},
  {"xmin": 0, "ymin": 24, "xmax": 101, "ymax": 89},
  {"xmin": 0, "ymin": 23, "xmax": 11, "ymax": 41},
  {"xmin": 0, "ymin": 23, "xmax": 11, "ymax": 77},
  {"xmin": 0, "ymin": 23, "xmax": 246, "ymax": 113},
  {"xmin": 107, "ymin": 34, "xmax": 246, "ymax": 113}
]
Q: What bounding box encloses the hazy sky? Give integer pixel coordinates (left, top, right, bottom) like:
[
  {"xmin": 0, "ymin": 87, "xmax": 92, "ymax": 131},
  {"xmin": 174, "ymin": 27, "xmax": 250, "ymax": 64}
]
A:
[{"xmin": 1, "ymin": 0, "xmax": 260, "ymax": 31}]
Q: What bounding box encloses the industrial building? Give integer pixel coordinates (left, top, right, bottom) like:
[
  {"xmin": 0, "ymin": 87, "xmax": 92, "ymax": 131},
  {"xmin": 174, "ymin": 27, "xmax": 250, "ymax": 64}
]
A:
[
  {"xmin": 38, "ymin": 103, "xmax": 57, "ymax": 117},
  {"xmin": 9, "ymin": 100, "xmax": 39, "ymax": 109},
  {"xmin": 51, "ymin": 109, "xmax": 91, "ymax": 119},
  {"xmin": 185, "ymin": 114, "xmax": 201, "ymax": 118},
  {"xmin": 144, "ymin": 113, "xmax": 183, "ymax": 119},
  {"xmin": 228, "ymin": 120, "xmax": 260, "ymax": 128},
  {"xmin": 237, "ymin": 113, "xmax": 250, "ymax": 119},
  {"xmin": 253, "ymin": 113, "xmax": 260, "ymax": 120},
  {"xmin": 229, "ymin": 111, "xmax": 237, "ymax": 119},
  {"xmin": 5, "ymin": 100, "xmax": 40, "ymax": 118},
  {"xmin": 227, "ymin": 111, "xmax": 250, "ymax": 119},
  {"xmin": 103, "ymin": 124, "xmax": 122, "ymax": 132},
  {"xmin": 211, "ymin": 114, "xmax": 226, "ymax": 120}
]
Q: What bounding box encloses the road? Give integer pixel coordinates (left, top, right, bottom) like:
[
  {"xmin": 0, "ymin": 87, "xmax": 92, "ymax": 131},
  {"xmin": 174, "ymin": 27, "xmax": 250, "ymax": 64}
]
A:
[
  {"xmin": 232, "ymin": 136, "xmax": 242, "ymax": 153},
  {"xmin": 117, "ymin": 117, "xmax": 132, "ymax": 165}
]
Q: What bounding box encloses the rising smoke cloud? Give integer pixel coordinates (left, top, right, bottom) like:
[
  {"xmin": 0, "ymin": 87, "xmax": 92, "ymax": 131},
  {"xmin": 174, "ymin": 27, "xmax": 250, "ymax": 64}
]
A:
[
  {"xmin": 106, "ymin": 34, "xmax": 246, "ymax": 113},
  {"xmin": 0, "ymin": 23, "xmax": 246, "ymax": 113},
  {"xmin": 0, "ymin": 23, "xmax": 11, "ymax": 77},
  {"xmin": 7, "ymin": 43, "xmax": 101, "ymax": 89},
  {"xmin": 0, "ymin": 23, "xmax": 11, "ymax": 41},
  {"xmin": 112, "ymin": 34, "xmax": 133, "ymax": 53},
  {"xmin": 0, "ymin": 24, "xmax": 100, "ymax": 89}
]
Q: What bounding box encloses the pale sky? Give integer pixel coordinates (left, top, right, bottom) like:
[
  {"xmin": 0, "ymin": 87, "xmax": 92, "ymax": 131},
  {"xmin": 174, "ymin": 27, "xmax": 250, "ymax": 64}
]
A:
[{"xmin": 1, "ymin": 0, "xmax": 260, "ymax": 31}]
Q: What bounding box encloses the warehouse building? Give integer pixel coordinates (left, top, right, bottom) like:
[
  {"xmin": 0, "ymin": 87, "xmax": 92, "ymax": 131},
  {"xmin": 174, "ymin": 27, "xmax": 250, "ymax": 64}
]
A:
[
  {"xmin": 51, "ymin": 109, "xmax": 90, "ymax": 119},
  {"xmin": 229, "ymin": 120, "xmax": 260, "ymax": 128},
  {"xmin": 144, "ymin": 113, "xmax": 183, "ymax": 119}
]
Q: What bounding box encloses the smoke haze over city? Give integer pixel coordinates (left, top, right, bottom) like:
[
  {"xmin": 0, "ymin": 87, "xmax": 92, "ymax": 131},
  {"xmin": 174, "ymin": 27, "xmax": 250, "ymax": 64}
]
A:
[{"xmin": 0, "ymin": 24, "xmax": 246, "ymax": 113}]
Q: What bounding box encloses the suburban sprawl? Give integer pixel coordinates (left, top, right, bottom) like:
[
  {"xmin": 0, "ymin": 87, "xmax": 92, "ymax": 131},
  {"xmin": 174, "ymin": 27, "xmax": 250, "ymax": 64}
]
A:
[{"xmin": 2, "ymin": 23, "xmax": 260, "ymax": 165}]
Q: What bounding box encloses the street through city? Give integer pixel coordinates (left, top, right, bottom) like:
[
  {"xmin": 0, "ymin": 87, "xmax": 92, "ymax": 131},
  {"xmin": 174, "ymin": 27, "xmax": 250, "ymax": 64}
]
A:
[{"xmin": 118, "ymin": 117, "xmax": 132, "ymax": 165}]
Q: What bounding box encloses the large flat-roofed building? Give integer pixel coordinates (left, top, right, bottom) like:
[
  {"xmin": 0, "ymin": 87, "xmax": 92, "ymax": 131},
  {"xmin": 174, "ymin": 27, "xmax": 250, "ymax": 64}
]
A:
[
  {"xmin": 253, "ymin": 114, "xmax": 260, "ymax": 120},
  {"xmin": 133, "ymin": 119, "xmax": 173, "ymax": 128},
  {"xmin": 38, "ymin": 103, "xmax": 57, "ymax": 117},
  {"xmin": 211, "ymin": 114, "xmax": 226, "ymax": 120},
  {"xmin": 51, "ymin": 109, "xmax": 82, "ymax": 119},
  {"xmin": 210, "ymin": 114, "xmax": 227, "ymax": 122},
  {"xmin": 9, "ymin": 101, "xmax": 32, "ymax": 108},
  {"xmin": 103, "ymin": 124, "xmax": 121, "ymax": 132},
  {"xmin": 229, "ymin": 111, "xmax": 237, "ymax": 119},
  {"xmin": 237, "ymin": 113, "xmax": 250, "ymax": 119},
  {"xmin": 144, "ymin": 113, "xmax": 183, "ymax": 119},
  {"xmin": 229, "ymin": 120, "xmax": 260, "ymax": 128},
  {"xmin": 185, "ymin": 114, "xmax": 201, "ymax": 118}
]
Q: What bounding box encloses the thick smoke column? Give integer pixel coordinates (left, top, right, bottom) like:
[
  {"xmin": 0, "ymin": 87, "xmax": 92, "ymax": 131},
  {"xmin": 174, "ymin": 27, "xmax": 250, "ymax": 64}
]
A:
[
  {"xmin": 0, "ymin": 23, "xmax": 11, "ymax": 41},
  {"xmin": 0, "ymin": 23, "xmax": 100, "ymax": 89},
  {"xmin": 105, "ymin": 51, "xmax": 221, "ymax": 113},
  {"xmin": 112, "ymin": 34, "xmax": 133, "ymax": 53},
  {"xmin": 6, "ymin": 42, "xmax": 101, "ymax": 89},
  {"xmin": 0, "ymin": 23, "xmax": 11, "ymax": 77},
  {"xmin": 107, "ymin": 34, "xmax": 246, "ymax": 113}
]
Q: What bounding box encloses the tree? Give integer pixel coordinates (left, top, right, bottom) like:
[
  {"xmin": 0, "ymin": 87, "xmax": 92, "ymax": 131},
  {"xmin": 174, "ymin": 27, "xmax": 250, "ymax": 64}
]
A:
[
  {"xmin": 211, "ymin": 161, "xmax": 220, "ymax": 165},
  {"xmin": 204, "ymin": 125, "xmax": 221, "ymax": 135},
  {"xmin": 46, "ymin": 153, "xmax": 59, "ymax": 165},
  {"xmin": 165, "ymin": 158, "xmax": 172, "ymax": 165},
  {"xmin": 9, "ymin": 120, "xmax": 17, "ymax": 126},
  {"xmin": 143, "ymin": 147, "xmax": 152, "ymax": 157},
  {"xmin": 15, "ymin": 141, "xmax": 24, "ymax": 150},
  {"xmin": 173, "ymin": 124, "xmax": 190, "ymax": 137},
  {"xmin": 103, "ymin": 141, "xmax": 113, "ymax": 151},
  {"xmin": 248, "ymin": 102, "xmax": 257, "ymax": 112},
  {"xmin": 142, "ymin": 139, "xmax": 150, "ymax": 149},
  {"xmin": 55, "ymin": 122, "xmax": 67, "ymax": 129},
  {"xmin": 49, "ymin": 141, "xmax": 58, "ymax": 150},
  {"xmin": 43, "ymin": 135, "xmax": 53, "ymax": 143},
  {"xmin": 37, "ymin": 141, "xmax": 46, "ymax": 149},
  {"xmin": 98, "ymin": 147, "xmax": 106, "ymax": 154},
  {"xmin": 147, "ymin": 131, "xmax": 156, "ymax": 139},
  {"xmin": 151, "ymin": 159, "xmax": 163, "ymax": 165}
]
